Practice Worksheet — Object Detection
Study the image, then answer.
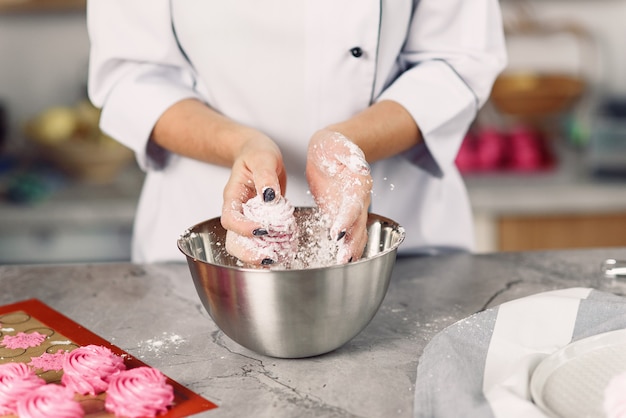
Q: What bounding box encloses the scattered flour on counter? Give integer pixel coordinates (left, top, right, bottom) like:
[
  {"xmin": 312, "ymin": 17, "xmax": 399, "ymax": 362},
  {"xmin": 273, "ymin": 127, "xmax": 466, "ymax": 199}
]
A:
[{"xmin": 135, "ymin": 332, "xmax": 185, "ymax": 359}]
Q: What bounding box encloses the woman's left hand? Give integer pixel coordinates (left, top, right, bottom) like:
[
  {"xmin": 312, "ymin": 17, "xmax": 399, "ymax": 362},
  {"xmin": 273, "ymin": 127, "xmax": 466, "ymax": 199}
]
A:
[{"xmin": 306, "ymin": 129, "xmax": 372, "ymax": 263}]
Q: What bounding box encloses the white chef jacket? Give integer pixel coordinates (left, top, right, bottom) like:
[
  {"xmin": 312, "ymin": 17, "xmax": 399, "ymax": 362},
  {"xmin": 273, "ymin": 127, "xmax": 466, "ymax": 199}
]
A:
[{"xmin": 87, "ymin": 0, "xmax": 506, "ymax": 263}]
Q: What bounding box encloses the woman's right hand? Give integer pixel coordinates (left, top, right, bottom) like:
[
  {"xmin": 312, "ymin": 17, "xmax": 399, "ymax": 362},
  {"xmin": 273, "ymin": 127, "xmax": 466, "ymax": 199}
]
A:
[{"xmin": 220, "ymin": 130, "xmax": 287, "ymax": 265}]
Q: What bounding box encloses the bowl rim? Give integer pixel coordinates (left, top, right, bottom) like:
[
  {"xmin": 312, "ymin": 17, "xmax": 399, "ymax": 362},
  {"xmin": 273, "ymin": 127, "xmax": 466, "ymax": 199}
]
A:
[{"xmin": 177, "ymin": 210, "xmax": 406, "ymax": 273}]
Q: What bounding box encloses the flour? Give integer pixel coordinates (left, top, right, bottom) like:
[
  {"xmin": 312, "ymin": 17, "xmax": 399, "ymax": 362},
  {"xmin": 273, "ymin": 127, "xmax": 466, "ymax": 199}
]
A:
[
  {"xmin": 315, "ymin": 131, "xmax": 370, "ymax": 177},
  {"xmin": 288, "ymin": 209, "xmax": 343, "ymax": 269},
  {"xmin": 136, "ymin": 332, "xmax": 184, "ymax": 359}
]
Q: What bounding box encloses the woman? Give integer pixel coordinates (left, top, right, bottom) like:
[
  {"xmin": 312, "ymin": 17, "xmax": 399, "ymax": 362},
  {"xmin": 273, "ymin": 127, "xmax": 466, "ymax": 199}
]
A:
[{"xmin": 87, "ymin": 1, "xmax": 507, "ymax": 264}]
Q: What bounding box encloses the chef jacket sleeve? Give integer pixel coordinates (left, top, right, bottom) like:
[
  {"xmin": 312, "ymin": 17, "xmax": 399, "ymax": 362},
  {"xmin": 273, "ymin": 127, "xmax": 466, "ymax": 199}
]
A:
[
  {"xmin": 376, "ymin": 0, "xmax": 507, "ymax": 176},
  {"xmin": 86, "ymin": 0, "xmax": 201, "ymax": 171}
]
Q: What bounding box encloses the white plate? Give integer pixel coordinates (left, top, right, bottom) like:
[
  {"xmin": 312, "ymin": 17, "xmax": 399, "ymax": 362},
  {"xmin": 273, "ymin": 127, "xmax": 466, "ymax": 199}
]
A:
[{"xmin": 531, "ymin": 328, "xmax": 626, "ymax": 418}]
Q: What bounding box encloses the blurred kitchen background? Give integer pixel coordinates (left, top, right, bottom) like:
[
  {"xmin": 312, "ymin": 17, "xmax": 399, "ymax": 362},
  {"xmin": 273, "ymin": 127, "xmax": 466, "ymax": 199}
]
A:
[{"xmin": 1, "ymin": 0, "xmax": 626, "ymax": 264}]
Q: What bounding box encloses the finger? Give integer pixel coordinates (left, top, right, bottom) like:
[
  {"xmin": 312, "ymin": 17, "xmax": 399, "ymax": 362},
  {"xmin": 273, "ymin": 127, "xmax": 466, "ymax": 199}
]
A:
[
  {"xmin": 221, "ymin": 205, "xmax": 262, "ymax": 238},
  {"xmin": 336, "ymin": 211, "xmax": 369, "ymax": 264},
  {"xmin": 225, "ymin": 231, "xmax": 277, "ymax": 266},
  {"xmin": 329, "ymin": 195, "xmax": 365, "ymax": 242},
  {"xmin": 336, "ymin": 227, "xmax": 368, "ymax": 264},
  {"xmin": 251, "ymin": 162, "xmax": 282, "ymax": 203},
  {"xmin": 349, "ymin": 220, "xmax": 369, "ymax": 261},
  {"xmin": 221, "ymin": 180, "xmax": 260, "ymax": 237}
]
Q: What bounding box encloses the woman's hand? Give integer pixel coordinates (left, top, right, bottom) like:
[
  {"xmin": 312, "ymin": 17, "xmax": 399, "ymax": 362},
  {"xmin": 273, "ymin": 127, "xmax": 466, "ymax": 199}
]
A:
[
  {"xmin": 306, "ymin": 129, "xmax": 372, "ymax": 263},
  {"xmin": 221, "ymin": 131, "xmax": 287, "ymax": 265}
]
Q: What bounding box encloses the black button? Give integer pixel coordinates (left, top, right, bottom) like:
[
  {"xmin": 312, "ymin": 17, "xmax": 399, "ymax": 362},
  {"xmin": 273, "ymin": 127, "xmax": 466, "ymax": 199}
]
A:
[{"xmin": 350, "ymin": 47, "xmax": 363, "ymax": 58}]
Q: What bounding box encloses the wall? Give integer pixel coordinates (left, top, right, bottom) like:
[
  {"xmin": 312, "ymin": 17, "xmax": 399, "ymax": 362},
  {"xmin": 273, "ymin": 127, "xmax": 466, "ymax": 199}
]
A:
[
  {"xmin": 0, "ymin": 11, "xmax": 89, "ymax": 145},
  {"xmin": 0, "ymin": 2, "xmax": 625, "ymax": 144},
  {"xmin": 500, "ymin": 0, "xmax": 626, "ymax": 94}
]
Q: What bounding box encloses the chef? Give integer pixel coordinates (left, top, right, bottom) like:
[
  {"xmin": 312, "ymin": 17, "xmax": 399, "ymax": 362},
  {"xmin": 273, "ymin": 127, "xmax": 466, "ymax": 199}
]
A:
[{"xmin": 86, "ymin": 0, "xmax": 507, "ymax": 264}]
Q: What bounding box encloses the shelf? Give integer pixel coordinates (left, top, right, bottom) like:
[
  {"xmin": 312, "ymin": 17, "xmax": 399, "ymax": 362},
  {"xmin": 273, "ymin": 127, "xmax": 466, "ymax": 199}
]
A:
[
  {"xmin": 498, "ymin": 212, "xmax": 626, "ymax": 251},
  {"xmin": 0, "ymin": 0, "xmax": 85, "ymax": 14}
]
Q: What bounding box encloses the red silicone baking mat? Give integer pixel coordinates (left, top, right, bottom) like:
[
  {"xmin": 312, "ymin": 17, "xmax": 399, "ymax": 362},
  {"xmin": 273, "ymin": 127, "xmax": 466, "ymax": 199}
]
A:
[{"xmin": 0, "ymin": 298, "xmax": 217, "ymax": 417}]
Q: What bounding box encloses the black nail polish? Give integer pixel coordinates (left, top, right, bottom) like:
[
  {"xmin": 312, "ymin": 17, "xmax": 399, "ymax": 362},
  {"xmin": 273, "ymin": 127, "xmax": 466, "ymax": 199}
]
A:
[
  {"xmin": 253, "ymin": 228, "xmax": 268, "ymax": 236},
  {"xmin": 261, "ymin": 258, "xmax": 274, "ymax": 265},
  {"xmin": 263, "ymin": 188, "xmax": 276, "ymax": 202},
  {"xmin": 337, "ymin": 231, "xmax": 346, "ymax": 241}
]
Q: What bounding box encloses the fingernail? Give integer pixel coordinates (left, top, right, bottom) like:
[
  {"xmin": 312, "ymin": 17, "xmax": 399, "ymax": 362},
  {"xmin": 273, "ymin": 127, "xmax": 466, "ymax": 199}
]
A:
[
  {"xmin": 261, "ymin": 258, "xmax": 274, "ymax": 265},
  {"xmin": 263, "ymin": 188, "xmax": 275, "ymax": 202},
  {"xmin": 253, "ymin": 228, "xmax": 268, "ymax": 236},
  {"xmin": 337, "ymin": 230, "xmax": 346, "ymax": 241}
]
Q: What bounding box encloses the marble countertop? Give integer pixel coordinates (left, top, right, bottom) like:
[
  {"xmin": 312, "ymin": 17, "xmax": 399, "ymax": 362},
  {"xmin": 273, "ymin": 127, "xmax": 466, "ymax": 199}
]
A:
[{"xmin": 1, "ymin": 247, "xmax": 624, "ymax": 417}]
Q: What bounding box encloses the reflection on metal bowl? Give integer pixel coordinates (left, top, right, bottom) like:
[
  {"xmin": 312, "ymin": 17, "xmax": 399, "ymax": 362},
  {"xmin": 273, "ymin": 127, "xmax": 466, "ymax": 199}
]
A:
[{"xmin": 177, "ymin": 208, "xmax": 405, "ymax": 358}]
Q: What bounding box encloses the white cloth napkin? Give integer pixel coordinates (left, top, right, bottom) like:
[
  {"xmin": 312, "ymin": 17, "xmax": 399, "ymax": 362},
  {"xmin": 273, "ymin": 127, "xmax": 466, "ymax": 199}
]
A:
[{"xmin": 414, "ymin": 288, "xmax": 626, "ymax": 417}]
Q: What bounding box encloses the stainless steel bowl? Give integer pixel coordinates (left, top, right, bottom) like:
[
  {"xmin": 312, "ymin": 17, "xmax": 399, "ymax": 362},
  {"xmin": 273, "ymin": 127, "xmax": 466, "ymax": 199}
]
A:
[{"xmin": 177, "ymin": 208, "xmax": 405, "ymax": 358}]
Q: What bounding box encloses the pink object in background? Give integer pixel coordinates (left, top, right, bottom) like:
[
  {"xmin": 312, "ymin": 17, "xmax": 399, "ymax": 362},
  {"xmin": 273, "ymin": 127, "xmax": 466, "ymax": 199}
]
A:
[
  {"xmin": 455, "ymin": 125, "xmax": 554, "ymax": 174},
  {"xmin": 507, "ymin": 125, "xmax": 544, "ymax": 171},
  {"xmin": 475, "ymin": 127, "xmax": 506, "ymax": 171},
  {"xmin": 455, "ymin": 132, "xmax": 478, "ymax": 173}
]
